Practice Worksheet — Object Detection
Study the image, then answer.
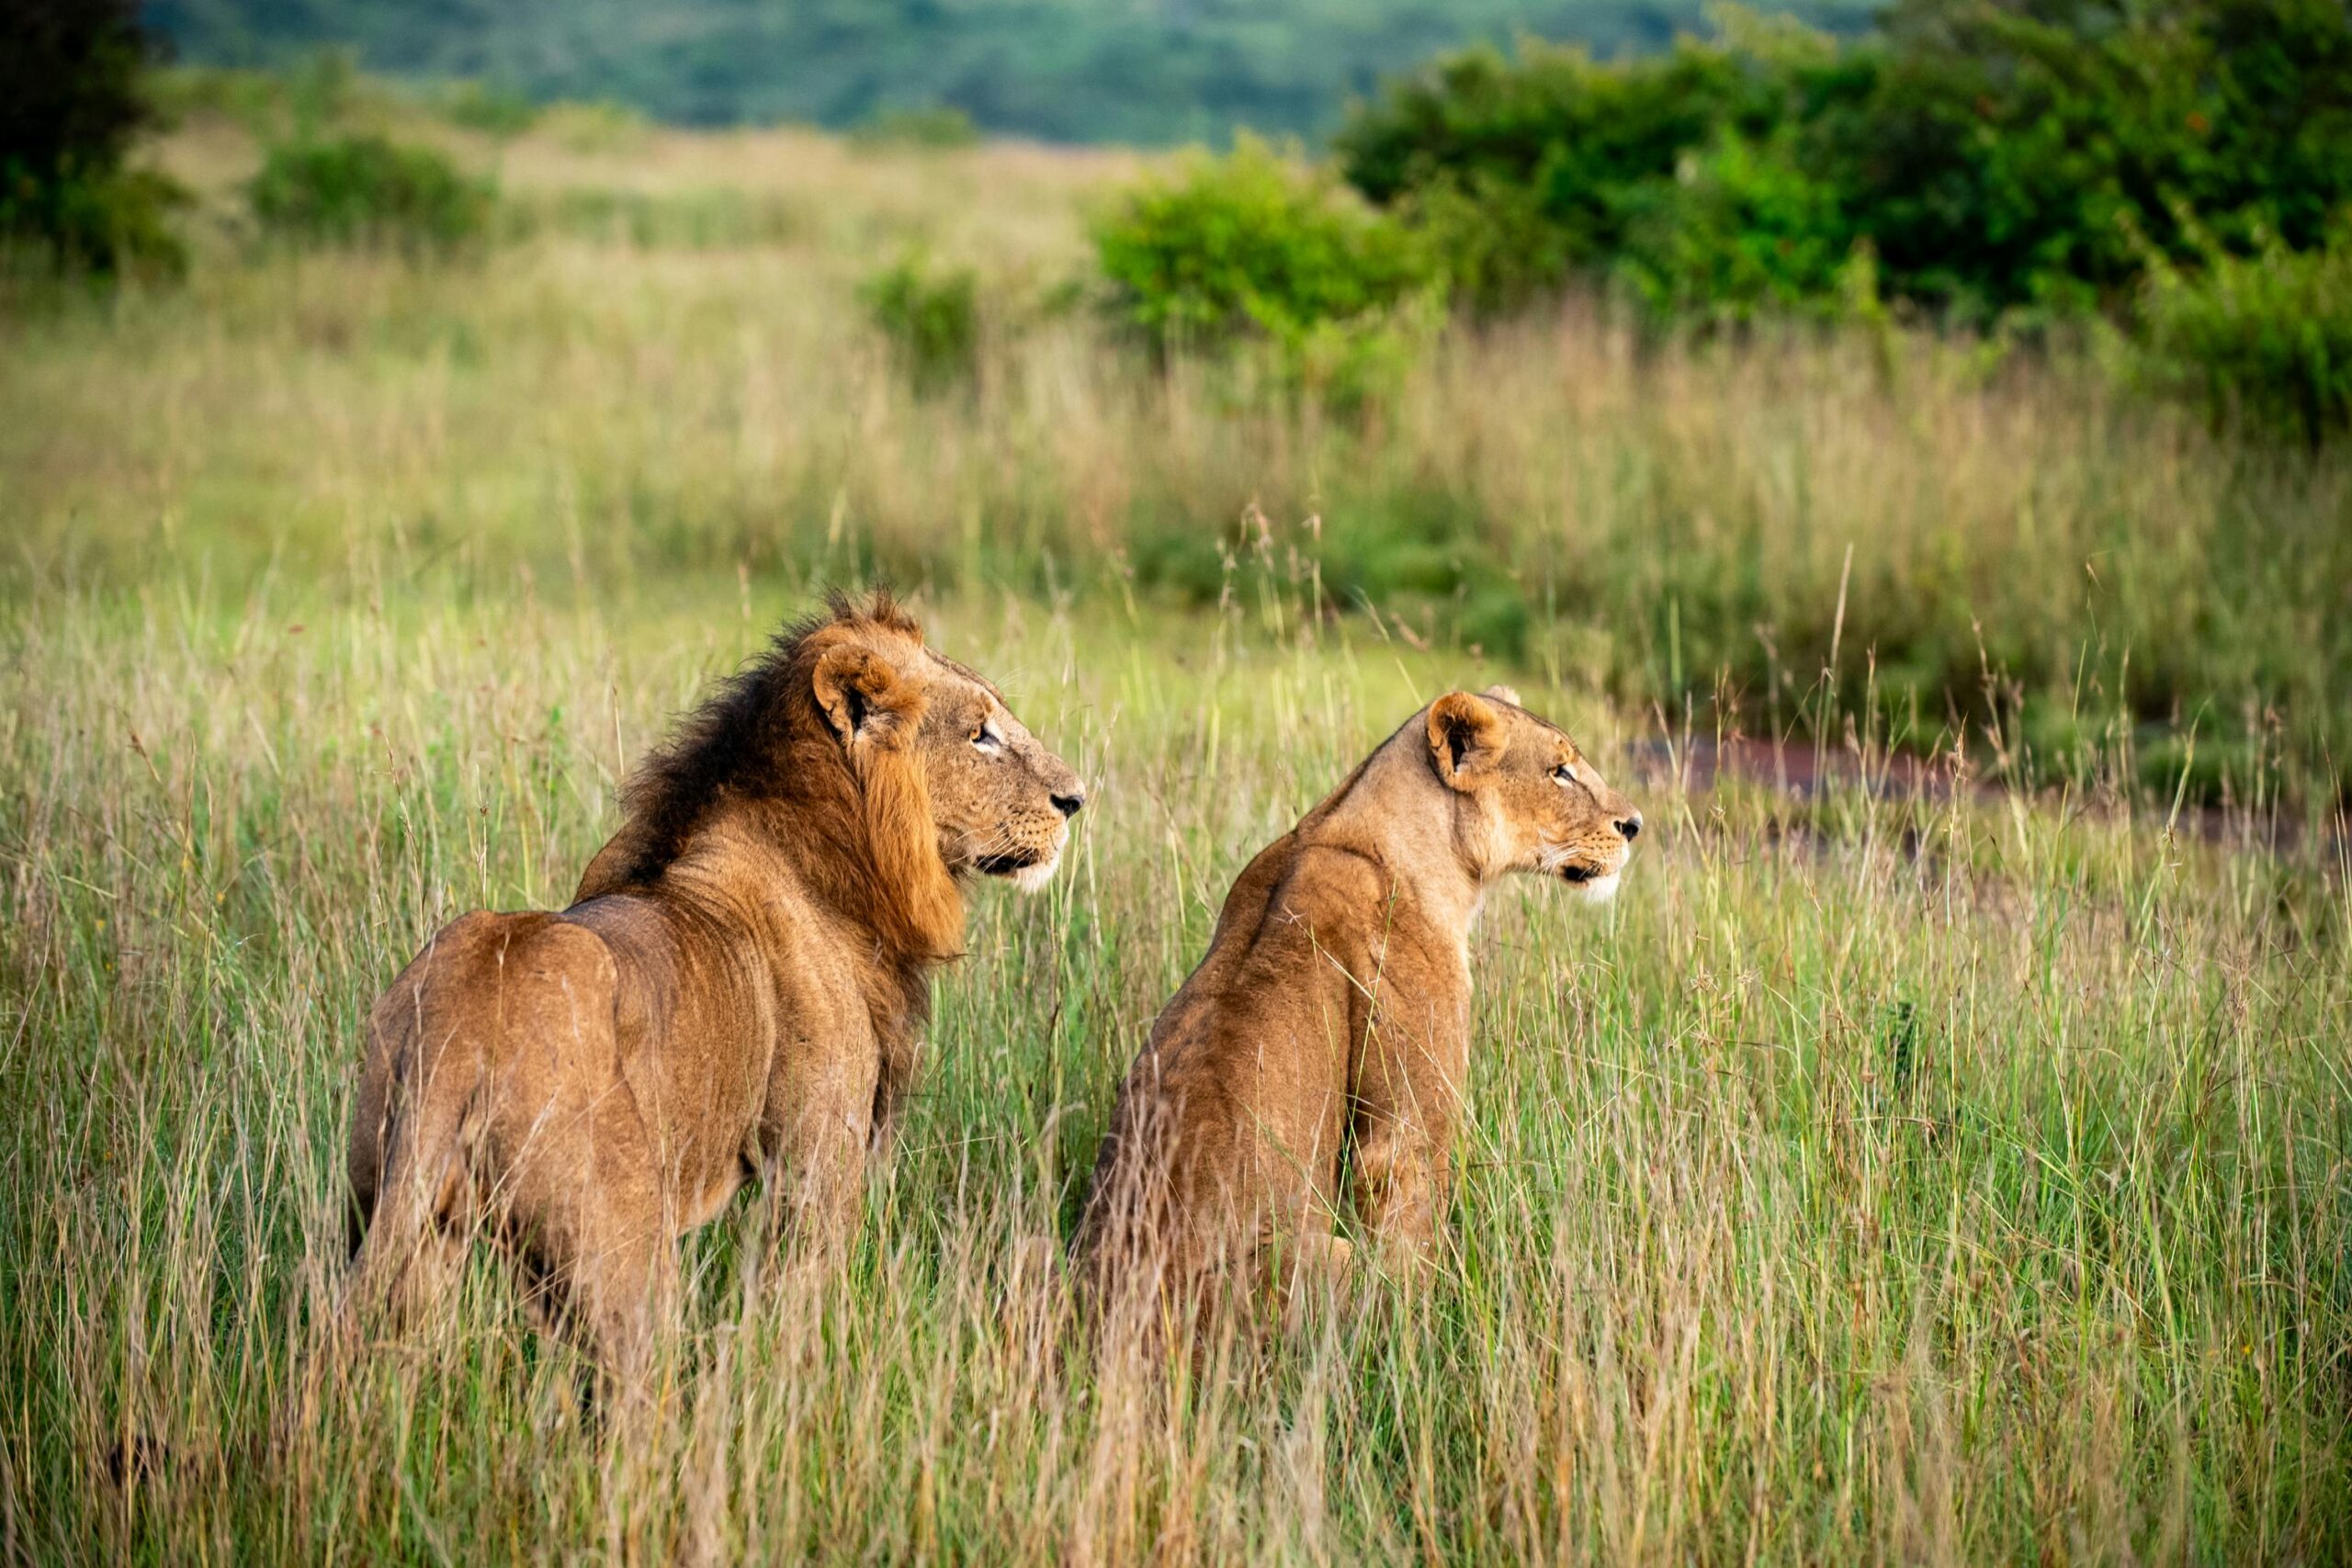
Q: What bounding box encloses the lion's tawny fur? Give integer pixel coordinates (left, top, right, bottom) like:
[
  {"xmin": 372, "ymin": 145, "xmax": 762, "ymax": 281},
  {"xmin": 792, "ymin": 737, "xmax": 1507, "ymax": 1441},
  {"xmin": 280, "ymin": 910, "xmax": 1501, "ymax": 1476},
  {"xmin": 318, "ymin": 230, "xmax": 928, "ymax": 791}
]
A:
[
  {"xmin": 343, "ymin": 595, "xmax": 1084, "ymax": 1379},
  {"xmin": 1074, "ymin": 686, "xmax": 1638, "ymax": 1318}
]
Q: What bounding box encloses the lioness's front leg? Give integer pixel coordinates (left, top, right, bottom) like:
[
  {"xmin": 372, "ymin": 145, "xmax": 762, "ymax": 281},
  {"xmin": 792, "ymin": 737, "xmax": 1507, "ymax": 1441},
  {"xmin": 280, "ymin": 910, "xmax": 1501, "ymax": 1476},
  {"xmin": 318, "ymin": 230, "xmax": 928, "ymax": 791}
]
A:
[
  {"xmin": 1347, "ymin": 1010, "xmax": 1466, "ymax": 1262},
  {"xmin": 1259, "ymin": 1229, "xmax": 1355, "ymax": 1333},
  {"xmin": 1347, "ymin": 1116, "xmax": 1449, "ymax": 1258}
]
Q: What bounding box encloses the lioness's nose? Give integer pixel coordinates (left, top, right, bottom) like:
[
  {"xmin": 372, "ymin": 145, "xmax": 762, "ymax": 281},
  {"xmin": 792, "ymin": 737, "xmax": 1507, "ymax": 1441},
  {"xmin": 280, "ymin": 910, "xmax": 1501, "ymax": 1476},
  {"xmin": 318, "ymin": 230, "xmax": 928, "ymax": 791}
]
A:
[
  {"xmin": 1052, "ymin": 789, "xmax": 1085, "ymax": 819},
  {"xmin": 1615, "ymin": 811, "xmax": 1642, "ymax": 840}
]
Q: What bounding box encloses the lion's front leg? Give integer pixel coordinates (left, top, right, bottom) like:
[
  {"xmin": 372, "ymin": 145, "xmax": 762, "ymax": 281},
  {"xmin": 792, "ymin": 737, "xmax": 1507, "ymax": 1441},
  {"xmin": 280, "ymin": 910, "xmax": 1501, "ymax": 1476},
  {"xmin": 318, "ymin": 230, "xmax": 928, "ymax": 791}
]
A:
[
  {"xmin": 765, "ymin": 1049, "xmax": 883, "ymax": 1250},
  {"xmin": 866, "ymin": 1028, "xmax": 925, "ymax": 1162}
]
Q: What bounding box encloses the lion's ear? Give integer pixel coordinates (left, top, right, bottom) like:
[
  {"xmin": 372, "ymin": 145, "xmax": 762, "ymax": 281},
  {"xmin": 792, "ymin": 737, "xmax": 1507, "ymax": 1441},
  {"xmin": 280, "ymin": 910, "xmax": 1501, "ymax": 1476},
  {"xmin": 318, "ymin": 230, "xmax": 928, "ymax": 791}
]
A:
[
  {"xmin": 1428, "ymin": 691, "xmax": 1505, "ymax": 790},
  {"xmin": 1482, "ymin": 683, "xmax": 1521, "ymax": 707},
  {"xmin": 811, "ymin": 640, "xmax": 924, "ymax": 750},
  {"xmin": 814, "ymin": 637, "xmax": 959, "ymax": 959}
]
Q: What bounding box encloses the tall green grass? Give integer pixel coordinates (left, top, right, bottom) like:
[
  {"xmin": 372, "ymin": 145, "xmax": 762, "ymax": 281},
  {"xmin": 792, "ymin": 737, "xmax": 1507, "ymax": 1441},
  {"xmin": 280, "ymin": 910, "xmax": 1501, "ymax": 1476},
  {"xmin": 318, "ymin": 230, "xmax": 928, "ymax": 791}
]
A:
[
  {"xmin": 2, "ymin": 114, "xmax": 2347, "ymax": 1561},
  {"xmin": 6, "ymin": 233, "xmax": 2346, "ymax": 804},
  {"xmin": 0, "ymin": 581, "xmax": 2346, "ymax": 1561}
]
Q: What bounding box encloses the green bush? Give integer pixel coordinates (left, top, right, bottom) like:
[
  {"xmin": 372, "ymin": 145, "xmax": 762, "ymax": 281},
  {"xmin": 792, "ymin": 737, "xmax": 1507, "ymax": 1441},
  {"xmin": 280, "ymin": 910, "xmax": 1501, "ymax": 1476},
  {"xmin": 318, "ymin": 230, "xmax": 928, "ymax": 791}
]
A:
[
  {"xmin": 1609, "ymin": 128, "xmax": 1856, "ymax": 323},
  {"xmin": 1091, "ymin": 137, "xmax": 1437, "ymax": 405},
  {"xmin": 1337, "ymin": 33, "xmax": 1781, "ymax": 311},
  {"xmin": 2, "ymin": 164, "xmax": 187, "ymax": 277},
  {"xmin": 2137, "ymin": 231, "xmax": 2352, "ymax": 445},
  {"xmin": 859, "ymin": 254, "xmax": 982, "ymax": 392},
  {"xmin": 1337, "ymin": 0, "xmax": 2352, "ymax": 325},
  {"xmin": 1395, "ymin": 171, "xmax": 1573, "ymax": 318},
  {"xmin": 249, "ymin": 135, "xmax": 494, "ymax": 254},
  {"xmin": 1, "ymin": 0, "xmax": 185, "ymax": 276}
]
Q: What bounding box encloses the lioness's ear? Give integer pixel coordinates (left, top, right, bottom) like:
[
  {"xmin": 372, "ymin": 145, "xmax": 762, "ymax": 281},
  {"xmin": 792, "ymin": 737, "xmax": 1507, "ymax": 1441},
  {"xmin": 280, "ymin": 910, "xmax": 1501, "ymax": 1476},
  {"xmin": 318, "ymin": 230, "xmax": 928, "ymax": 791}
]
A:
[
  {"xmin": 811, "ymin": 640, "xmax": 923, "ymax": 750},
  {"xmin": 1427, "ymin": 691, "xmax": 1505, "ymax": 789},
  {"xmin": 1483, "ymin": 683, "xmax": 1521, "ymax": 706}
]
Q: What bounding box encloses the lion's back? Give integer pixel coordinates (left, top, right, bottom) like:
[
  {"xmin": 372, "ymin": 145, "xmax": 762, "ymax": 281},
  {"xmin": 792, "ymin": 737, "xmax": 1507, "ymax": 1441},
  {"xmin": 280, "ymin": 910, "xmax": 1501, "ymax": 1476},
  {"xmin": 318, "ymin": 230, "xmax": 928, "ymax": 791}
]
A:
[{"xmin": 348, "ymin": 910, "xmax": 623, "ymax": 1226}]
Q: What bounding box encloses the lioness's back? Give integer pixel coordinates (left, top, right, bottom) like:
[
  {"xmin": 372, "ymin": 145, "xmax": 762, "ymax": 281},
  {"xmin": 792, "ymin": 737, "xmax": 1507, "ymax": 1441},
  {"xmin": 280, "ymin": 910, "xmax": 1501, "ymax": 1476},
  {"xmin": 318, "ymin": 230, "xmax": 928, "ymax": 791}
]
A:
[{"xmin": 1075, "ymin": 835, "xmax": 1400, "ymax": 1294}]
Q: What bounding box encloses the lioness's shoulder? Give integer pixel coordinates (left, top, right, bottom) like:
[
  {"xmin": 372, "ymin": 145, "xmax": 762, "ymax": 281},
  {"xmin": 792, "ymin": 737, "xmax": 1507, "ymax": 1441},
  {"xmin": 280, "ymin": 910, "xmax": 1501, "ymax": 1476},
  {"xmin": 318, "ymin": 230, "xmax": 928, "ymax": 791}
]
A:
[
  {"xmin": 1279, "ymin": 841, "xmax": 1394, "ymax": 908},
  {"xmin": 1235, "ymin": 841, "xmax": 1398, "ymax": 964}
]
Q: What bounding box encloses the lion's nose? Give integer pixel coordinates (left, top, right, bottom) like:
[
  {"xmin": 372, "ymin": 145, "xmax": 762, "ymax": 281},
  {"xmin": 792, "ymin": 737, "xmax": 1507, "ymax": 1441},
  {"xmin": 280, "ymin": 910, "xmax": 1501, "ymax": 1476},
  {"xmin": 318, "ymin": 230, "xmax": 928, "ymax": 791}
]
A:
[
  {"xmin": 1615, "ymin": 812, "xmax": 1642, "ymax": 840},
  {"xmin": 1052, "ymin": 789, "xmax": 1085, "ymax": 819}
]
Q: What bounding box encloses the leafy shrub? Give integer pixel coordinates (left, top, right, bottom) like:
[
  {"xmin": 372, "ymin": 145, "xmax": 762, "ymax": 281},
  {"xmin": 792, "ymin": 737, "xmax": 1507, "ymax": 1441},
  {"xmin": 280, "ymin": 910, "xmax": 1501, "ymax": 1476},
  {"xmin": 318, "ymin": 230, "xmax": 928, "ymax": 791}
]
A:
[
  {"xmin": 1337, "ymin": 0, "xmax": 2352, "ymax": 326},
  {"xmin": 0, "ymin": 0, "xmax": 185, "ymax": 276},
  {"xmin": 1337, "ymin": 33, "xmax": 1780, "ymax": 311},
  {"xmin": 1609, "ymin": 129, "xmax": 1855, "ymax": 323},
  {"xmin": 850, "ymin": 106, "xmax": 979, "ymax": 152},
  {"xmin": 2136, "ymin": 230, "xmax": 2352, "ymax": 445},
  {"xmin": 2, "ymin": 164, "xmax": 187, "ymax": 277},
  {"xmin": 1395, "ymin": 171, "xmax": 1573, "ymax": 317},
  {"xmin": 1094, "ymin": 139, "xmax": 1431, "ymax": 351},
  {"xmin": 1092, "ymin": 138, "xmax": 1437, "ymax": 405},
  {"xmin": 249, "ymin": 135, "xmax": 494, "ymax": 254},
  {"xmin": 859, "ymin": 254, "xmax": 981, "ymax": 392}
]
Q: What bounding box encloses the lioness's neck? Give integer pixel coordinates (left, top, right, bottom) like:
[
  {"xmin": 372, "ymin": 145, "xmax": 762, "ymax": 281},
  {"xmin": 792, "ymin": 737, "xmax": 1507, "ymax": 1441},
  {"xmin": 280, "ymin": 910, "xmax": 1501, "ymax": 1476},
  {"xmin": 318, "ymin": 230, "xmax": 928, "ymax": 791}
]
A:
[{"xmin": 1301, "ymin": 725, "xmax": 1487, "ymax": 938}]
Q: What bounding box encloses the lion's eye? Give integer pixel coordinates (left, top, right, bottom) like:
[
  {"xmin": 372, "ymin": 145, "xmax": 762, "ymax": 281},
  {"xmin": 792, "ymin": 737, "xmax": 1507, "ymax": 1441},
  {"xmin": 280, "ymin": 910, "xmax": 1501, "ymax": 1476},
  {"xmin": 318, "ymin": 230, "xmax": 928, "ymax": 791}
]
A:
[{"xmin": 972, "ymin": 722, "xmax": 1004, "ymax": 755}]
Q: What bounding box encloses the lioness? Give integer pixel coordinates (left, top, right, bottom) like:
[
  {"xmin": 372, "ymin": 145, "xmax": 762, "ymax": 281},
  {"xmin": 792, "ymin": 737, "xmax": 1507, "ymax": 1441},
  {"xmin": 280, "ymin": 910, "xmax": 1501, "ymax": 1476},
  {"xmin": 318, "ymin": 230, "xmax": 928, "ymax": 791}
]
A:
[
  {"xmin": 1075, "ymin": 685, "xmax": 1636, "ymax": 1313},
  {"xmin": 345, "ymin": 593, "xmax": 1082, "ymax": 1378}
]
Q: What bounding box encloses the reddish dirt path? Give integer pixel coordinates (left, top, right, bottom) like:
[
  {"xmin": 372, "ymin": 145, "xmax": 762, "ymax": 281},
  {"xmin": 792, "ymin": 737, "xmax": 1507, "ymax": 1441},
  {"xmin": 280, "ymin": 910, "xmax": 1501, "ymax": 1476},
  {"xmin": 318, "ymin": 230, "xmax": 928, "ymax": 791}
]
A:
[{"xmin": 1621, "ymin": 736, "xmax": 2345, "ymax": 863}]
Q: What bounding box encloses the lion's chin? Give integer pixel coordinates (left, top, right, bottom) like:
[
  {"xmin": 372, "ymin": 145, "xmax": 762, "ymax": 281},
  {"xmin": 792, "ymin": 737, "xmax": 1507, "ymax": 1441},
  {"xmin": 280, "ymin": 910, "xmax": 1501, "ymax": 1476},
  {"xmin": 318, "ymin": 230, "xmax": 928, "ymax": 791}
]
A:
[
  {"xmin": 1011, "ymin": 854, "xmax": 1060, "ymax": 894},
  {"xmin": 974, "ymin": 846, "xmax": 1062, "ymax": 892}
]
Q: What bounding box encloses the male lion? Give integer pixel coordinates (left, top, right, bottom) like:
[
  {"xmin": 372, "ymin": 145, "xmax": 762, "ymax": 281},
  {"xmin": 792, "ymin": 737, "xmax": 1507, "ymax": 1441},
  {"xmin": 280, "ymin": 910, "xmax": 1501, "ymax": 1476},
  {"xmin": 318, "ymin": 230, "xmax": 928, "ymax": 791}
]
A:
[
  {"xmin": 1074, "ymin": 685, "xmax": 1637, "ymax": 1317},
  {"xmin": 343, "ymin": 593, "xmax": 1083, "ymax": 1380}
]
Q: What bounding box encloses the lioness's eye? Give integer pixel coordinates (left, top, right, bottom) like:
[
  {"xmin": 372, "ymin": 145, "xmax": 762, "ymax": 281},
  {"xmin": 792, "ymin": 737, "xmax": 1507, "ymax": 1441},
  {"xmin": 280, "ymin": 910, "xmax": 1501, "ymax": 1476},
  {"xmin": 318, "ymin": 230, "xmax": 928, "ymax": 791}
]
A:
[{"xmin": 1552, "ymin": 763, "xmax": 1573, "ymax": 784}]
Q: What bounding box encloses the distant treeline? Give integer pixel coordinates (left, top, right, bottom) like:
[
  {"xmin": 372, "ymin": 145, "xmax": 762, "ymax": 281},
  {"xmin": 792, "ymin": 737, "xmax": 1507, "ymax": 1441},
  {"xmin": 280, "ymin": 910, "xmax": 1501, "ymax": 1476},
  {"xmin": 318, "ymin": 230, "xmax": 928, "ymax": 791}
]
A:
[
  {"xmin": 144, "ymin": 0, "xmax": 1873, "ymax": 143},
  {"xmin": 1336, "ymin": 0, "xmax": 2352, "ymax": 321}
]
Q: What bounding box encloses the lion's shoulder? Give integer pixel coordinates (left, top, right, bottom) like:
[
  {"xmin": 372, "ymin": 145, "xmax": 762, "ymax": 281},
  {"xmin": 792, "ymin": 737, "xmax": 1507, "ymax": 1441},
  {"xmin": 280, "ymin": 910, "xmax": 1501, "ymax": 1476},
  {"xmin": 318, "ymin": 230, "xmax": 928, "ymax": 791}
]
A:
[{"xmin": 368, "ymin": 910, "xmax": 621, "ymax": 1033}]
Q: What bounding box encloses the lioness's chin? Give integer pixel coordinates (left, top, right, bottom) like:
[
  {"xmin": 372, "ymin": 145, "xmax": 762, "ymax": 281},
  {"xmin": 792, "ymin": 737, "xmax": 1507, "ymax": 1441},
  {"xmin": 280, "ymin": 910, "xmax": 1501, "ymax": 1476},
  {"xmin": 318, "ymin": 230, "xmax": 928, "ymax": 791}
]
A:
[
  {"xmin": 1548, "ymin": 858, "xmax": 1624, "ymax": 904},
  {"xmin": 1570, "ymin": 869, "xmax": 1621, "ymax": 905}
]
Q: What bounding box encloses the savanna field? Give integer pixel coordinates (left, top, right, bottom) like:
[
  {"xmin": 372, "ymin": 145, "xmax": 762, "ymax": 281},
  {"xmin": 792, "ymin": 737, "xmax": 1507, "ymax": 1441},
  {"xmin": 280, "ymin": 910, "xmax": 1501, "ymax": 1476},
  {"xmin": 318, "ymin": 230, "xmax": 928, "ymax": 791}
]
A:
[{"xmin": 3, "ymin": 95, "xmax": 2351, "ymax": 1563}]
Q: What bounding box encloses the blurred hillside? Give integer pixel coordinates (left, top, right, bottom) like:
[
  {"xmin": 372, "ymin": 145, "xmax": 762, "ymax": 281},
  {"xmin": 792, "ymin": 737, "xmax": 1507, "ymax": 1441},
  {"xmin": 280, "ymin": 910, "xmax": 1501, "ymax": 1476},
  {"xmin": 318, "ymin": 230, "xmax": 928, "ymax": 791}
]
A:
[{"xmin": 145, "ymin": 0, "xmax": 1874, "ymax": 142}]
